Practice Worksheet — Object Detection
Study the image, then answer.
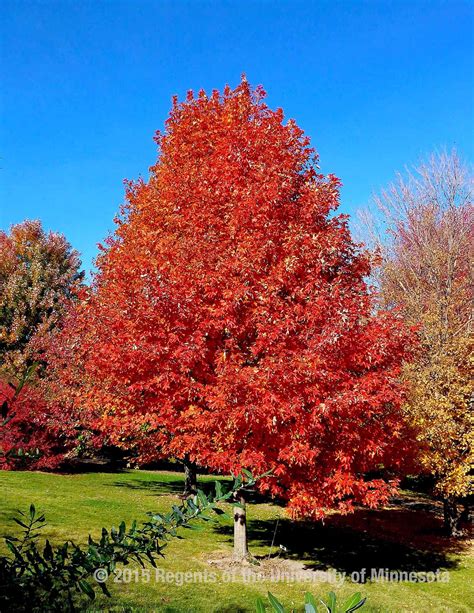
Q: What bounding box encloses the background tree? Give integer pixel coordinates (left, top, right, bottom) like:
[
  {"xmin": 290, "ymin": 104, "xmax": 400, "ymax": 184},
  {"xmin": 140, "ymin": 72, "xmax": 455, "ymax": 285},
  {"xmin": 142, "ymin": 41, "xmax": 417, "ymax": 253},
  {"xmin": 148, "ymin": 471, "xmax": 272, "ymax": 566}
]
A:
[
  {"xmin": 68, "ymin": 79, "xmax": 414, "ymax": 558},
  {"xmin": 0, "ymin": 380, "xmax": 69, "ymax": 470},
  {"xmin": 0, "ymin": 220, "xmax": 84, "ymax": 468},
  {"xmin": 0, "ymin": 220, "xmax": 83, "ymax": 381},
  {"xmin": 370, "ymin": 150, "xmax": 473, "ymax": 536}
]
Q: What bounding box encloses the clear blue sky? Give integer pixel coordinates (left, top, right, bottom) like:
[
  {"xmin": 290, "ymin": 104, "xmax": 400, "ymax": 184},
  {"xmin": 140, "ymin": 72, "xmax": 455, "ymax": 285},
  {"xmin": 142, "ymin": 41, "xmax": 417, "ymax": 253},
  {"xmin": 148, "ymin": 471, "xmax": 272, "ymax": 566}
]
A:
[{"xmin": 1, "ymin": 0, "xmax": 473, "ymax": 274}]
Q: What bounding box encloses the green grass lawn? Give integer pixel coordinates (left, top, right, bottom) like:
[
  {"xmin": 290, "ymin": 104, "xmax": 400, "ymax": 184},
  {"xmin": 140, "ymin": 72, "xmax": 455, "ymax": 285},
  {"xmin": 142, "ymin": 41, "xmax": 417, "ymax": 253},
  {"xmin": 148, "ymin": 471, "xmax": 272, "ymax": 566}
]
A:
[{"xmin": 0, "ymin": 470, "xmax": 472, "ymax": 612}]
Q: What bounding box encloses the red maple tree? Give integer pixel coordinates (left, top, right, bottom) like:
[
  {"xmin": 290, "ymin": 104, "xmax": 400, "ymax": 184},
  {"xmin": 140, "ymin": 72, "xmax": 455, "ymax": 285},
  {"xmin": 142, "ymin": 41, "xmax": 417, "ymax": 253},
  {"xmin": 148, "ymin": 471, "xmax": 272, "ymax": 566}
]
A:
[
  {"xmin": 67, "ymin": 79, "xmax": 414, "ymax": 558},
  {"xmin": 0, "ymin": 381, "xmax": 70, "ymax": 470}
]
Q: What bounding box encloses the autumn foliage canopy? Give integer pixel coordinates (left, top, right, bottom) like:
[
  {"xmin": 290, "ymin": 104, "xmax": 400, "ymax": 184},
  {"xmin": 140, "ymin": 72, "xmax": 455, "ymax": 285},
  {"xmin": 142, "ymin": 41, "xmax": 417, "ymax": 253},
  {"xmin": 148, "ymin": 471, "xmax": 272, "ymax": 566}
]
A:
[
  {"xmin": 0, "ymin": 221, "xmax": 83, "ymax": 469},
  {"xmin": 374, "ymin": 151, "xmax": 473, "ymax": 504},
  {"xmin": 0, "ymin": 220, "xmax": 82, "ymax": 380},
  {"xmin": 59, "ymin": 79, "xmax": 414, "ymax": 518}
]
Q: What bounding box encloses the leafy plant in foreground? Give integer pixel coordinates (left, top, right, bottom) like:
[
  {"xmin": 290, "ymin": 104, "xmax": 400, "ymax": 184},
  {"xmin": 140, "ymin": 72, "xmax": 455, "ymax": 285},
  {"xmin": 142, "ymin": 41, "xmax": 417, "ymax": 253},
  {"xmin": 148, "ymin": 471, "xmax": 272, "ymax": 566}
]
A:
[
  {"xmin": 256, "ymin": 590, "xmax": 366, "ymax": 612},
  {"xmin": 0, "ymin": 474, "xmax": 253, "ymax": 611}
]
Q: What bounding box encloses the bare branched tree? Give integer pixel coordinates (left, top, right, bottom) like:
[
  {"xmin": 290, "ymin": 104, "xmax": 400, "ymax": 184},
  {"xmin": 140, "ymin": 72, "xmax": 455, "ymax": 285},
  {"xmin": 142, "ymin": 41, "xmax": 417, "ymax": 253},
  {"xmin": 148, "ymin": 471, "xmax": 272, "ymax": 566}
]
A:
[{"xmin": 360, "ymin": 149, "xmax": 473, "ymax": 536}]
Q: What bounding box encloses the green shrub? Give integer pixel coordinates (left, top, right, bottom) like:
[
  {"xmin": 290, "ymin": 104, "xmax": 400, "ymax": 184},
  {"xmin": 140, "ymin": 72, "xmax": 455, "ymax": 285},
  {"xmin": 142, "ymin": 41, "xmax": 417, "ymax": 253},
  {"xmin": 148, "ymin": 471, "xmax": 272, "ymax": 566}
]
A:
[
  {"xmin": 256, "ymin": 590, "xmax": 366, "ymax": 612},
  {"xmin": 0, "ymin": 475, "xmax": 248, "ymax": 611}
]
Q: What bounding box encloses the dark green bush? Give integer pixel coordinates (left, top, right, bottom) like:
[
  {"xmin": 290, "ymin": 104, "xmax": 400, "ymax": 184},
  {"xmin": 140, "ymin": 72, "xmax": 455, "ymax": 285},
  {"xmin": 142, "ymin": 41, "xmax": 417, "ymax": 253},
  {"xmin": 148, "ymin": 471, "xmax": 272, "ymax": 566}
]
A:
[{"xmin": 0, "ymin": 475, "xmax": 246, "ymax": 611}]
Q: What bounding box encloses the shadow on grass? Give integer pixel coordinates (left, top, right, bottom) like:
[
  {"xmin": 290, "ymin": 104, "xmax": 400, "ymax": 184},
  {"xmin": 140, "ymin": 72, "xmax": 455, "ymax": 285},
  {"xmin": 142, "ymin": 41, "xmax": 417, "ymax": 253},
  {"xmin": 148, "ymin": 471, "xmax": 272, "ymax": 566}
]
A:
[
  {"xmin": 214, "ymin": 505, "xmax": 469, "ymax": 576},
  {"xmin": 110, "ymin": 477, "xmax": 229, "ymax": 498},
  {"xmin": 108, "ymin": 474, "xmax": 469, "ymax": 577},
  {"xmin": 109, "ymin": 477, "xmax": 282, "ymax": 506},
  {"xmin": 57, "ymin": 458, "xmax": 127, "ymax": 474}
]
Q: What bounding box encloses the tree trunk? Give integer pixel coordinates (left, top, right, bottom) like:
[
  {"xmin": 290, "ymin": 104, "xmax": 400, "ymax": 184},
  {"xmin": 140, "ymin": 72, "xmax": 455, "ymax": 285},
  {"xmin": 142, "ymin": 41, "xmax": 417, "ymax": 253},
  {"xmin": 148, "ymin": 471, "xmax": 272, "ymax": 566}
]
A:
[
  {"xmin": 182, "ymin": 456, "xmax": 197, "ymax": 496},
  {"xmin": 233, "ymin": 490, "xmax": 249, "ymax": 561},
  {"xmin": 443, "ymin": 497, "xmax": 463, "ymax": 537}
]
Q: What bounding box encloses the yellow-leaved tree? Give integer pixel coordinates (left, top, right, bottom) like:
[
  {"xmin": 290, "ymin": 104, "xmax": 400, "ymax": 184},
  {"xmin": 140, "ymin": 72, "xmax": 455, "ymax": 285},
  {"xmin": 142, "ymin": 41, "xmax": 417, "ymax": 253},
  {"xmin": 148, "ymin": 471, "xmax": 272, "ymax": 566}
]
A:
[{"xmin": 366, "ymin": 150, "xmax": 473, "ymax": 536}]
